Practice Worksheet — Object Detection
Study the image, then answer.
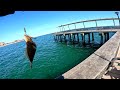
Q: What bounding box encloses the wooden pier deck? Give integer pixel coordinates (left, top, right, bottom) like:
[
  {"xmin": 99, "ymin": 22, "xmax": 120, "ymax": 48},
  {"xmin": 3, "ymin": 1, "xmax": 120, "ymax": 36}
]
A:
[{"xmin": 102, "ymin": 43, "xmax": 120, "ymax": 79}]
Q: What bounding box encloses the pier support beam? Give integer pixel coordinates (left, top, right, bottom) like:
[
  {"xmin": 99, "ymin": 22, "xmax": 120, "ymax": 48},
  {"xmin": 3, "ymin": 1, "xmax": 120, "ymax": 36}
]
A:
[
  {"xmin": 88, "ymin": 33, "xmax": 90, "ymax": 44},
  {"xmin": 73, "ymin": 34, "xmax": 76, "ymax": 44},
  {"xmin": 69, "ymin": 34, "xmax": 71, "ymax": 42},
  {"xmin": 99, "ymin": 32, "xmax": 104, "ymax": 45},
  {"xmin": 104, "ymin": 33, "xmax": 107, "ymax": 42},
  {"xmin": 54, "ymin": 29, "xmax": 111, "ymax": 48},
  {"xmin": 58, "ymin": 35, "xmax": 60, "ymax": 41},
  {"xmin": 56, "ymin": 35, "xmax": 58, "ymax": 42},
  {"xmin": 81, "ymin": 33, "xmax": 85, "ymax": 46},
  {"xmin": 54, "ymin": 35, "xmax": 56, "ymax": 41},
  {"xmin": 63, "ymin": 34, "xmax": 67, "ymax": 43},
  {"xmin": 92, "ymin": 33, "xmax": 94, "ymax": 42},
  {"xmin": 91, "ymin": 32, "xmax": 94, "ymax": 46},
  {"xmin": 105, "ymin": 32, "xmax": 109, "ymax": 42},
  {"xmin": 60, "ymin": 35, "xmax": 62, "ymax": 42},
  {"xmin": 77, "ymin": 33, "xmax": 79, "ymax": 42},
  {"xmin": 70, "ymin": 33, "xmax": 73, "ymax": 42},
  {"xmin": 107, "ymin": 32, "xmax": 109, "ymax": 40}
]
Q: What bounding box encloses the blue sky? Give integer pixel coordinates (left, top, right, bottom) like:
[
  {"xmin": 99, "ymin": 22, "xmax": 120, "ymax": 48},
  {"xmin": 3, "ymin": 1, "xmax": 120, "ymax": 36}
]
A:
[{"xmin": 0, "ymin": 11, "xmax": 120, "ymax": 43}]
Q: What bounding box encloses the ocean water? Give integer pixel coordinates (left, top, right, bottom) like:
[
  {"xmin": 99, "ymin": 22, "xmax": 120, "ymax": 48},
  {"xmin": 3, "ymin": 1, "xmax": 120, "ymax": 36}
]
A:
[{"xmin": 0, "ymin": 33, "xmax": 115, "ymax": 79}]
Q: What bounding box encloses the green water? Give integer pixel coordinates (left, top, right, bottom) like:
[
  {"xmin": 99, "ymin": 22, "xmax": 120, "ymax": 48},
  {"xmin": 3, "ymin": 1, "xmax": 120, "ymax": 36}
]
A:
[{"xmin": 0, "ymin": 33, "xmax": 115, "ymax": 79}]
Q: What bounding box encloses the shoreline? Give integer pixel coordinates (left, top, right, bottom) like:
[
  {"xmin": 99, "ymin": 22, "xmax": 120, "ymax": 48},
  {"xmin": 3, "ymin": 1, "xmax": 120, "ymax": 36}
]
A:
[
  {"xmin": 0, "ymin": 40, "xmax": 24, "ymax": 48},
  {"xmin": 0, "ymin": 34, "xmax": 49, "ymax": 48}
]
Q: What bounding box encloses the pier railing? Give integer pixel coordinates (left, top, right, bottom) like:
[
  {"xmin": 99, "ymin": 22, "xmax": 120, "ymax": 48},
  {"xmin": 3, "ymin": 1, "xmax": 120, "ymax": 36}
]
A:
[{"xmin": 57, "ymin": 18, "xmax": 120, "ymax": 32}]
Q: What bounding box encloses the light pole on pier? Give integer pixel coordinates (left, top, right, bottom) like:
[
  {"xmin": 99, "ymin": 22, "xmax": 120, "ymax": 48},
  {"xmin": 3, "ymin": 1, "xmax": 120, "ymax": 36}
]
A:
[{"xmin": 115, "ymin": 12, "xmax": 120, "ymax": 26}]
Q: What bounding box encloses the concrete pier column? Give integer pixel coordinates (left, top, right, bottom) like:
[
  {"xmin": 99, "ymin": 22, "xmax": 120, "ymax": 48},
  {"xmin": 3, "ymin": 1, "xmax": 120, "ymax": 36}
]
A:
[
  {"xmin": 55, "ymin": 35, "xmax": 57, "ymax": 41},
  {"xmin": 83, "ymin": 33, "xmax": 85, "ymax": 46},
  {"xmin": 77, "ymin": 33, "xmax": 79, "ymax": 42},
  {"xmin": 54, "ymin": 35, "xmax": 56, "ymax": 41},
  {"xmin": 91, "ymin": 33, "xmax": 94, "ymax": 46},
  {"xmin": 88, "ymin": 33, "xmax": 90, "ymax": 44},
  {"xmin": 60, "ymin": 35, "xmax": 62, "ymax": 42},
  {"xmin": 104, "ymin": 33, "xmax": 107, "ymax": 42},
  {"xmin": 64, "ymin": 34, "xmax": 67, "ymax": 43},
  {"xmin": 58, "ymin": 35, "xmax": 60, "ymax": 41},
  {"xmin": 57, "ymin": 35, "xmax": 59, "ymax": 41},
  {"xmin": 106, "ymin": 32, "xmax": 109, "ymax": 41},
  {"xmin": 73, "ymin": 34, "xmax": 75, "ymax": 44},
  {"xmin": 100, "ymin": 32, "xmax": 104, "ymax": 45},
  {"xmin": 104, "ymin": 32, "xmax": 109, "ymax": 42},
  {"xmin": 92, "ymin": 33, "xmax": 94, "ymax": 41},
  {"xmin": 81, "ymin": 33, "xmax": 85, "ymax": 46},
  {"xmin": 56, "ymin": 35, "xmax": 58, "ymax": 41},
  {"xmin": 81, "ymin": 33, "xmax": 83, "ymax": 41},
  {"xmin": 62, "ymin": 35, "xmax": 64, "ymax": 42},
  {"xmin": 68, "ymin": 34, "xmax": 70, "ymax": 42},
  {"xmin": 70, "ymin": 33, "xmax": 72, "ymax": 42},
  {"xmin": 63, "ymin": 33, "xmax": 67, "ymax": 42}
]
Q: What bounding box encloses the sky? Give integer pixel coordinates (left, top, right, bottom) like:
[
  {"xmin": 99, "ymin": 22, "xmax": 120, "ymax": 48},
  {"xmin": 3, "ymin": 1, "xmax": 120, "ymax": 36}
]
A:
[{"xmin": 0, "ymin": 11, "xmax": 120, "ymax": 43}]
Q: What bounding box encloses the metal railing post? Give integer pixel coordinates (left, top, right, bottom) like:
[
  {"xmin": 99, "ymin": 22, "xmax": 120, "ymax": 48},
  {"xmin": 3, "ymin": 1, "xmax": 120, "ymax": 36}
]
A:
[
  {"xmin": 95, "ymin": 20, "xmax": 98, "ymax": 30},
  {"xmin": 68, "ymin": 25, "xmax": 70, "ymax": 30},
  {"xmin": 113, "ymin": 19, "xmax": 115, "ymax": 26},
  {"xmin": 83, "ymin": 22, "xmax": 85, "ymax": 28},
  {"xmin": 74, "ymin": 23, "xmax": 76, "ymax": 29},
  {"xmin": 62, "ymin": 25, "xmax": 64, "ymax": 31},
  {"xmin": 58, "ymin": 26, "xmax": 60, "ymax": 31},
  {"xmin": 115, "ymin": 12, "xmax": 120, "ymax": 27}
]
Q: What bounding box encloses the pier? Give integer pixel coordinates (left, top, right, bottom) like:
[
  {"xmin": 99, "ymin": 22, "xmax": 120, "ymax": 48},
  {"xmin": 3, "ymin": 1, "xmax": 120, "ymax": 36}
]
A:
[
  {"xmin": 53, "ymin": 18, "xmax": 120, "ymax": 79},
  {"xmin": 53, "ymin": 18, "xmax": 120, "ymax": 47}
]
